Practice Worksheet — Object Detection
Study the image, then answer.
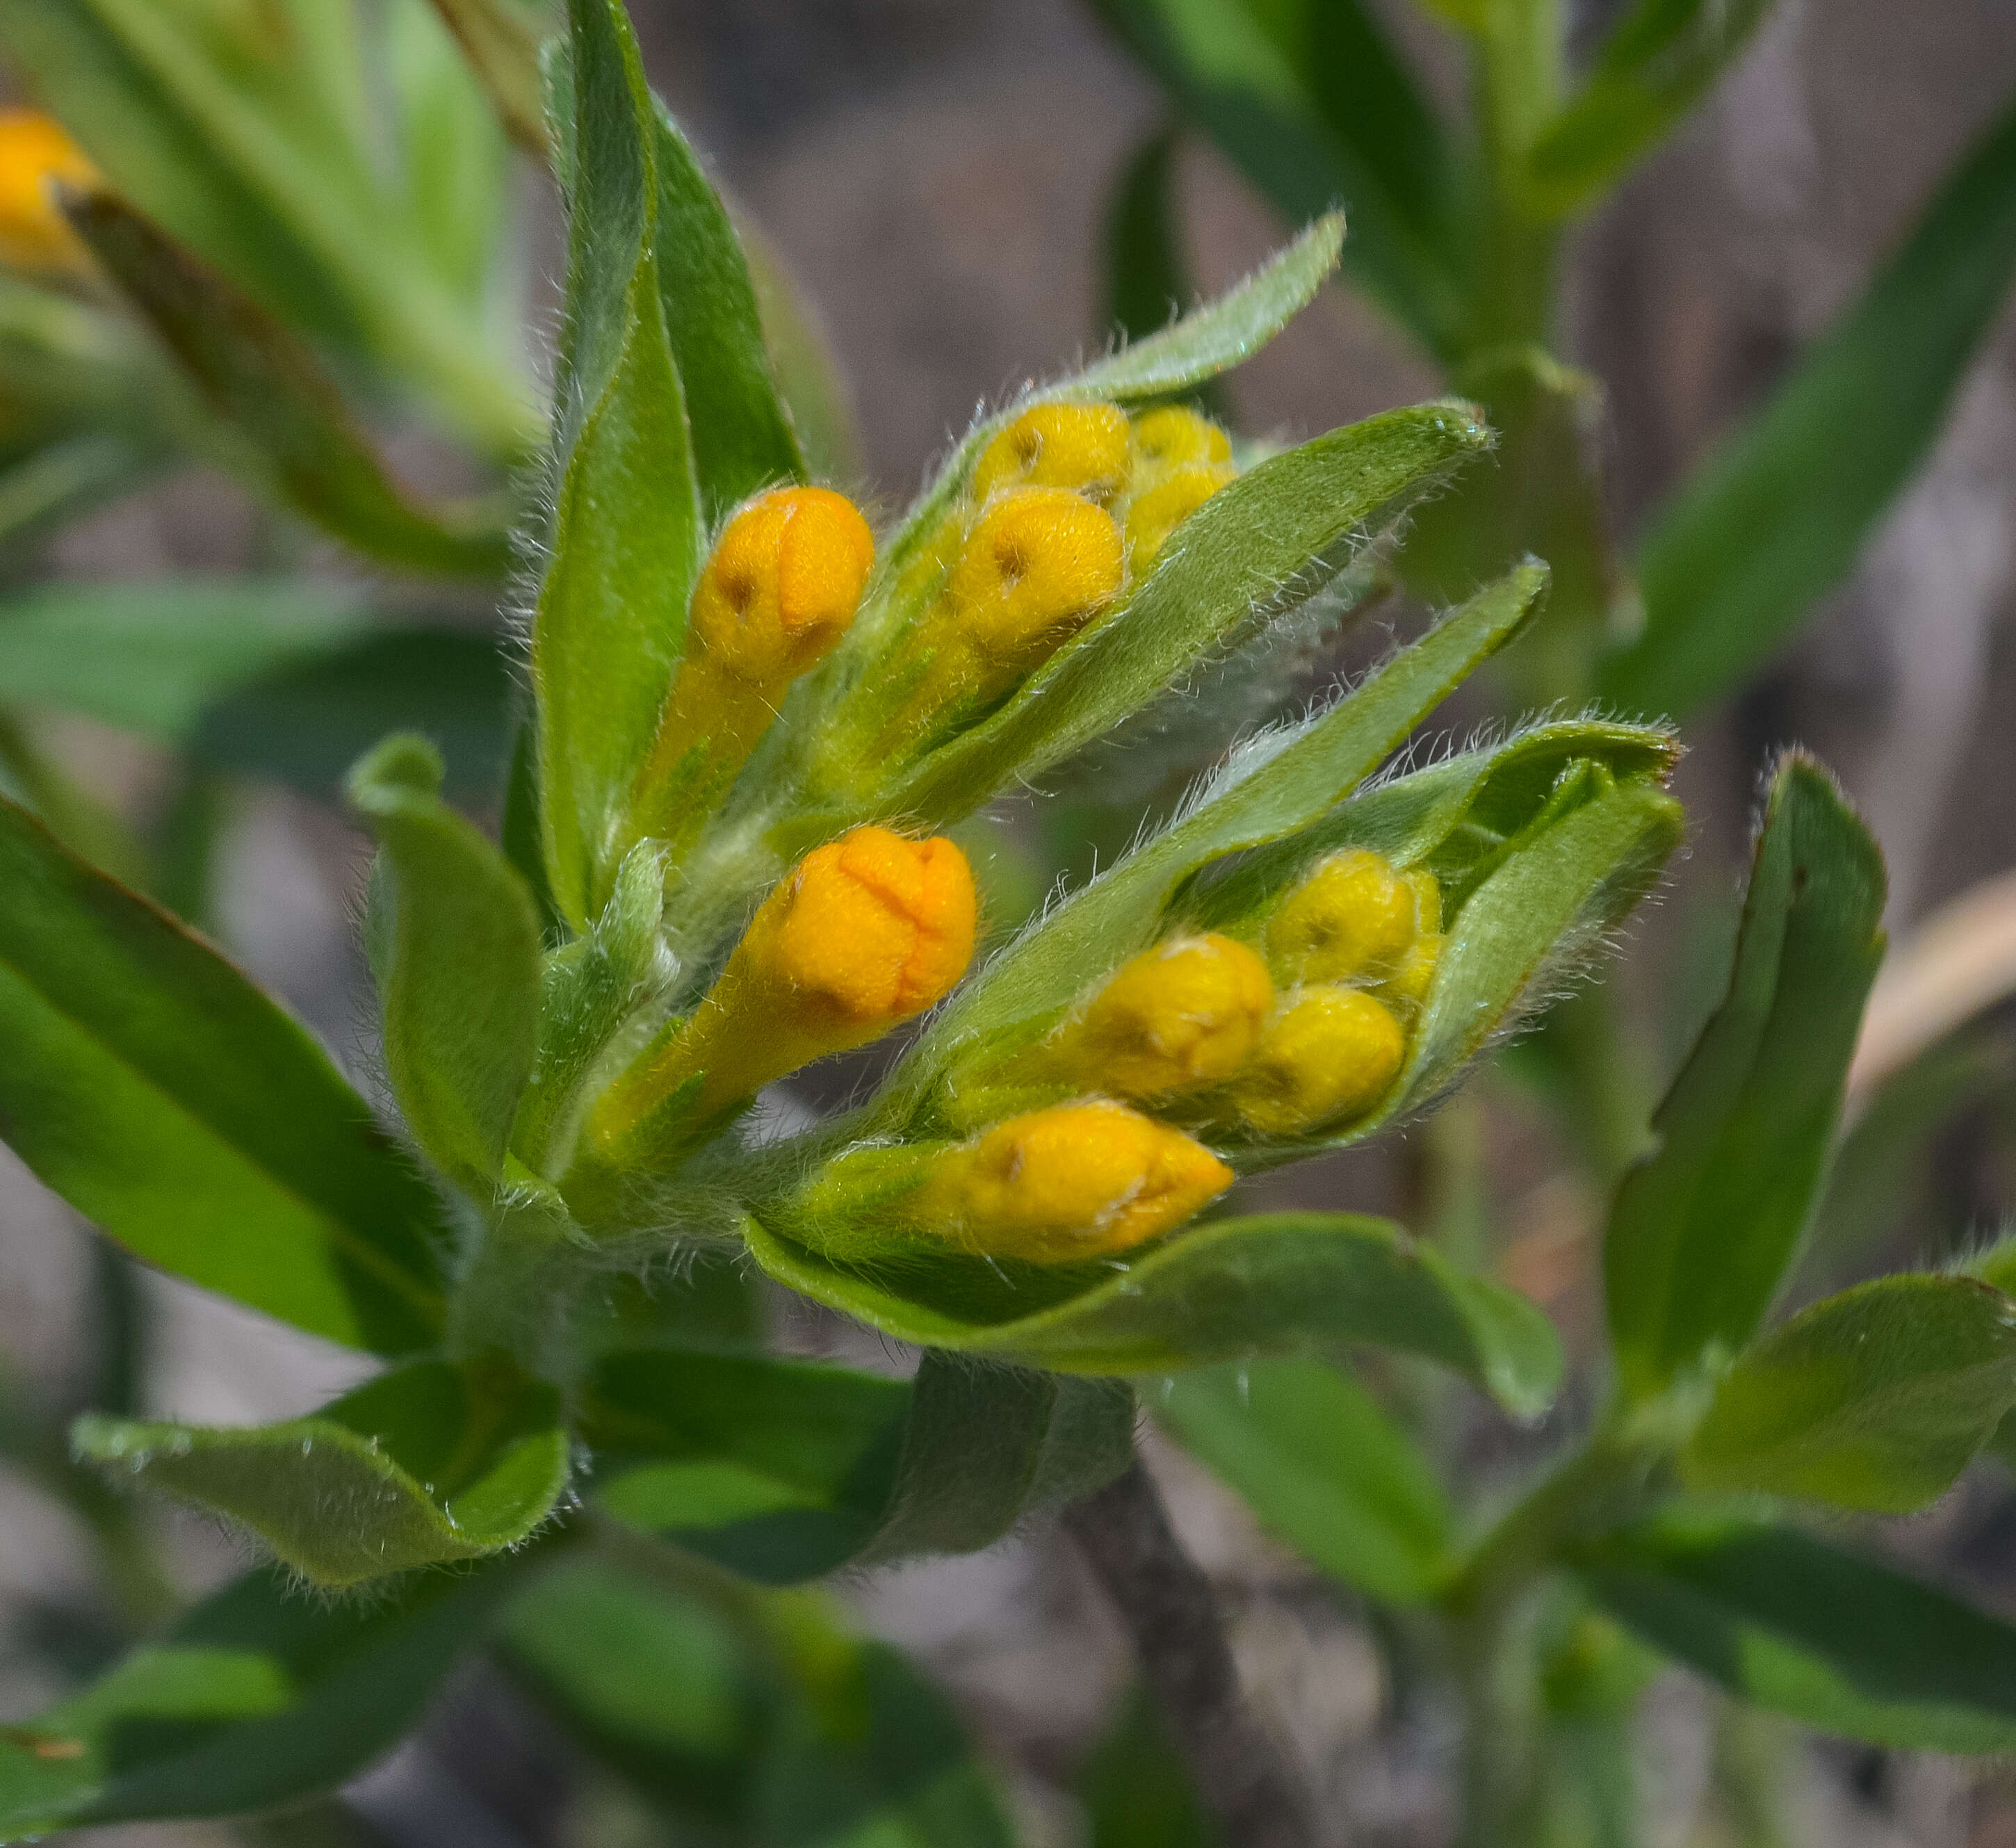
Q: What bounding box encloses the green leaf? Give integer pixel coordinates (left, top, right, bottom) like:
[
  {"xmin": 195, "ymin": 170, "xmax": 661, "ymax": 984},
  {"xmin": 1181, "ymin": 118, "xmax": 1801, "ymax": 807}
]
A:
[
  {"xmin": 0, "ymin": 433, "xmax": 170, "ymax": 554},
  {"xmin": 0, "ymin": 794, "xmax": 448, "ymax": 1354},
  {"xmin": 348, "ymin": 735, "xmax": 542, "ymax": 1192},
  {"xmin": 1154, "ymin": 1358, "xmax": 1453, "ymax": 1602},
  {"xmin": 1605, "ymin": 757, "xmax": 1887, "ymax": 1397},
  {"xmin": 745, "ymin": 1210, "xmax": 1562, "ymax": 1416},
  {"xmin": 1523, "ymin": 0, "xmax": 1778, "ymax": 218},
  {"xmin": 1087, "ymin": 0, "xmax": 1456, "ymax": 355},
  {"xmin": 0, "ymin": 1541, "xmax": 555, "ymax": 1833},
  {"xmin": 67, "ymin": 193, "xmax": 512, "ymax": 580},
  {"xmin": 893, "ymin": 562, "xmax": 1544, "ymax": 1085},
  {"xmin": 0, "ymin": 576, "xmax": 364, "ymax": 740},
  {"xmin": 73, "ymin": 1356, "xmax": 569, "ymax": 1589},
  {"xmin": 649, "ymin": 98, "xmax": 806, "ymax": 515},
  {"xmin": 1078, "ymin": 1683, "xmax": 1220, "ymax": 1848},
  {"xmin": 1575, "ymin": 1514, "xmax": 2016, "ymax": 1753},
  {"xmin": 194, "ymin": 628, "xmax": 514, "ymax": 804},
  {"xmin": 1604, "ymin": 92, "xmax": 2016, "ymax": 715},
  {"xmin": 742, "ymin": 214, "xmax": 863, "ymax": 486},
  {"xmin": 424, "ymin": 0, "xmax": 551, "ymax": 154},
  {"xmin": 1103, "ymin": 126, "xmax": 1203, "ymax": 349},
  {"xmin": 501, "ymin": 1556, "xmax": 1016, "ymax": 1847},
  {"xmin": 583, "ymin": 1347, "xmax": 1132, "ymax": 1583},
  {"xmin": 535, "ymin": 0, "xmax": 706, "ymax": 929},
  {"xmin": 1680, "ymin": 1275, "xmax": 2016, "ymax": 1513},
  {"xmin": 878, "ymin": 402, "xmax": 1493, "ymax": 832}
]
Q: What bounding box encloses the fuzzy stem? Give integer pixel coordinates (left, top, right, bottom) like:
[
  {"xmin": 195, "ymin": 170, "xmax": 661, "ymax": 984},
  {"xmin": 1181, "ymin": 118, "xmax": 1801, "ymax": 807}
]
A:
[{"xmin": 1064, "ymin": 1459, "xmax": 1318, "ymax": 1848}]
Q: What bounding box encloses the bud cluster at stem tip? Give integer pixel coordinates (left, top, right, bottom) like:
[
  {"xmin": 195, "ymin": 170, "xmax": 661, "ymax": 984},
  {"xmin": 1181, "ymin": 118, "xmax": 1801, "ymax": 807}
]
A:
[
  {"xmin": 846, "ymin": 847, "xmax": 1443, "ymax": 1265},
  {"xmin": 0, "ymin": 111, "xmax": 98, "ymax": 277},
  {"xmin": 592, "ymin": 825, "xmax": 977, "ymax": 1156},
  {"xmin": 875, "ymin": 402, "xmax": 1237, "ymax": 758}
]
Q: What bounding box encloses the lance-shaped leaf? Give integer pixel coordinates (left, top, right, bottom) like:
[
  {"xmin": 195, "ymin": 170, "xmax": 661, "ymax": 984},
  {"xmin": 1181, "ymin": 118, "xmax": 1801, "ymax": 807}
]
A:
[
  {"xmin": 1103, "ymin": 127, "xmax": 1210, "ymax": 357},
  {"xmin": 535, "ymin": 0, "xmax": 706, "ymax": 928},
  {"xmin": 73, "ymin": 1355, "xmax": 569, "ymax": 1589},
  {"xmin": 875, "ymin": 402, "xmax": 1493, "ymax": 834},
  {"xmin": 889, "ymin": 565, "xmax": 1547, "ymax": 1097},
  {"xmin": 744, "ymin": 1210, "xmax": 1561, "ymax": 1416},
  {"xmin": 1604, "ymin": 92, "xmax": 2016, "ymax": 715},
  {"xmin": 0, "ymin": 1541, "xmax": 554, "ymax": 1833},
  {"xmin": 582, "ymin": 1347, "xmax": 1132, "ymax": 1584},
  {"xmin": 425, "ymin": 0, "xmax": 551, "ymax": 154},
  {"xmin": 1680, "ymin": 1275, "xmax": 2016, "ymax": 1513},
  {"xmin": 1523, "ymin": 0, "xmax": 1778, "ymax": 218},
  {"xmin": 349, "ymin": 735, "xmax": 542, "ymax": 1192},
  {"xmin": 1087, "ymin": 0, "xmax": 1457, "ymax": 356},
  {"xmin": 1154, "ymin": 1359, "xmax": 1454, "ymax": 1603},
  {"xmin": 1606, "ymin": 759, "xmax": 1887, "ymax": 1398},
  {"xmin": 0, "ymin": 794, "xmax": 446, "ymax": 1354},
  {"xmin": 67, "ymin": 194, "xmax": 512, "ymax": 580},
  {"xmin": 501, "ymin": 1557, "xmax": 1017, "ymax": 1847},
  {"xmin": 1575, "ymin": 1514, "xmax": 2016, "ymax": 1753}
]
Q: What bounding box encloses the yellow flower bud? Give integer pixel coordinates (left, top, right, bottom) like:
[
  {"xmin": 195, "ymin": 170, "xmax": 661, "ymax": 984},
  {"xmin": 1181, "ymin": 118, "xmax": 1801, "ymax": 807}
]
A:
[
  {"xmin": 1226, "ymin": 986, "xmax": 1406, "ymax": 1137},
  {"xmin": 1382, "ymin": 931, "xmax": 1444, "ymax": 1016},
  {"xmin": 947, "ymin": 485, "xmax": 1125, "ymax": 665},
  {"xmin": 596, "ymin": 827, "xmax": 977, "ymax": 1142},
  {"xmin": 632, "ymin": 487, "xmax": 875, "ymax": 840},
  {"xmin": 0, "ymin": 112, "xmax": 99, "ymax": 277},
  {"xmin": 1052, "ymin": 933, "xmax": 1272, "ymax": 1099},
  {"xmin": 973, "ymin": 403, "xmax": 1131, "ymax": 503},
  {"xmin": 904, "ymin": 1101, "xmax": 1231, "ymax": 1262},
  {"xmin": 1123, "ymin": 462, "xmax": 1235, "ymax": 571},
  {"xmin": 1266, "ymin": 850, "xmax": 1438, "ymax": 985},
  {"xmin": 1128, "ymin": 406, "xmax": 1232, "ymax": 480}
]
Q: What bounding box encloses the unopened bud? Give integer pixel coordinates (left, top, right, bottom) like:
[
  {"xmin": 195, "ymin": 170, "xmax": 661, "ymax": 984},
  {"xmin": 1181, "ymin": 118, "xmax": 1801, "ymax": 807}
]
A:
[
  {"xmin": 1128, "ymin": 406, "xmax": 1232, "ymax": 481},
  {"xmin": 1266, "ymin": 850, "xmax": 1439, "ymax": 986},
  {"xmin": 1227, "ymin": 986, "xmax": 1406, "ymax": 1136},
  {"xmin": 1052, "ymin": 934, "xmax": 1272, "ymax": 1098},
  {"xmin": 973, "ymin": 403, "xmax": 1131, "ymax": 503},
  {"xmin": 904, "ymin": 1101, "xmax": 1231, "ymax": 1262},
  {"xmin": 1123, "ymin": 462, "xmax": 1235, "ymax": 570},
  {"xmin": 1382, "ymin": 932, "xmax": 1444, "ymax": 1017},
  {"xmin": 0, "ymin": 112, "xmax": 98, "ymax": 277},
  {"xmin": 948, "ymin": 485, "xmax": 1125, "ymax": 665},
  {"xmin": 594, "ymin": 827, "xmax": 976, "ymax": 1142}
]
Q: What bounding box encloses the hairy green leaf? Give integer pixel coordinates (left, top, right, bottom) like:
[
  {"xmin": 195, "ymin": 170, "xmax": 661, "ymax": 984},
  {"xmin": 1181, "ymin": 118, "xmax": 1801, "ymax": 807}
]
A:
[
  {"xmin": 74, "ymin": 1356, "xmax": 569, "ymax": 1587},
  {"xmin": 745, "ymin": 1210, "xmax": 1561, "ymax": 1416},
  {"xmin": 1606, "ymin": 758, "xmax": 1886, "ymax": 1397},
  {"xmin": 68, "ymin": 194, "xmax": 512, "ymax": 578},
  {"xmin": 1524, "ymin": 0, "xmax": 1778, "ymax": 218},
  {"xmin": 535, "ymin": 0, "xmax": 705, "ymax": 927},
  {"xmin": 1604, "ymin": 93, "xmax": 2016, "ymax": 715},
  {"xmin": 1576, "ymin": 1514, "xmax": 2016, "ymax": 1753},
  {"xmin": 1681, "ymin": 1275, "xmax": 2016, "ymax": 1512},
  {"xmin": 1155, "ymin": 1359, "xmax": 1453, "ymax": 1601},
  {"xmin": 0, "ymin": 1543, "xmax": 553, "ymax": 1833},
  {"xmin": 0, "ymin": 795, "xmax": 447, "ymax": 1353},
  {"xmin": 583, "ymin": 1347, "xmax": 1131, "ymax": 1583},
  {"xmin": 349, "ymin": 735, "xmax": 542, "ymax": 1191}
]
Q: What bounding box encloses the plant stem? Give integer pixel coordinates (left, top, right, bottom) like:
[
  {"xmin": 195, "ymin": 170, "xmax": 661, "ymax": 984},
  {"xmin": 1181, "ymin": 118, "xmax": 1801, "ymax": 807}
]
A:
[{"xmin": 1064, "ymin": 1460, "xmax": 1318, "ymax": 1848}]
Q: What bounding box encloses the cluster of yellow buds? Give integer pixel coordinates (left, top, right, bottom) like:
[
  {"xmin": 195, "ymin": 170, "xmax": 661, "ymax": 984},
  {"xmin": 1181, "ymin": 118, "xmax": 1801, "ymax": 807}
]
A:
[
  {"xmin": 875, "ymin": 401, "xmax": 1237, "ymax": 759},
  {"xmin": 590, "ymin": 824, "xmax": 977, "ymax": 1161},
  {"xmin": 858, "ymin": 846, "xmax": 1443, "ymax": 1265},
  {"xmin": 0, "ymin": 111, "xmax": 99, "ymax": 278},
  {"xmin": 628, "ymin": 487, "xmax": 876, "ymax": 850}
]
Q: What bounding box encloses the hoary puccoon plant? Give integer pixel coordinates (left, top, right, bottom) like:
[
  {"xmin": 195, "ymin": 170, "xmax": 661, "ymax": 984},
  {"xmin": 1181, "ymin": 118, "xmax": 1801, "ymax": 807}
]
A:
[{"xmin": 3, "ymin": 4, "xmax": 2016, "ymax": 1848}]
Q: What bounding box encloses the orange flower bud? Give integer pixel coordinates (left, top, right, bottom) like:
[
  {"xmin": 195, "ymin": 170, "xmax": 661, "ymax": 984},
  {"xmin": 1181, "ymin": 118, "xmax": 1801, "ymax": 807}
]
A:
[
  {"xmin": 947, "ymin": 485, "xmax": 1125, "ymax": 665},
  {"xmin": 1123, "ymin": 462, "xmax": 1235, "ymax": 570},
  {"xmin": 1227, "ymin": 986, "xmax": 1406, "ymax": 1137},
  {"xmin": 687, "ymin": 487, "xmax": 875, "ymax": 688},
  {"xmin": 1053, "ymin": 934, "xmax": 1273, "ymax": 1098},
  {"xmin": 0, "ymin": 112, "xmax": 98, "ymax": 277},
  {"xmin": 905, "ymin": 1101, "xmax": 1231, "ymax": 1261},
  {"xmin": 1266, "ymin": 850, "xmax": 1438, "ymax": 986},
  {"xmin": 594, "ymin": 827, "xmax": 977, "ymax": 1143},
  {"xmin": 973, "ymin": 403, "xmax": 1131, "ymax": 503}
]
